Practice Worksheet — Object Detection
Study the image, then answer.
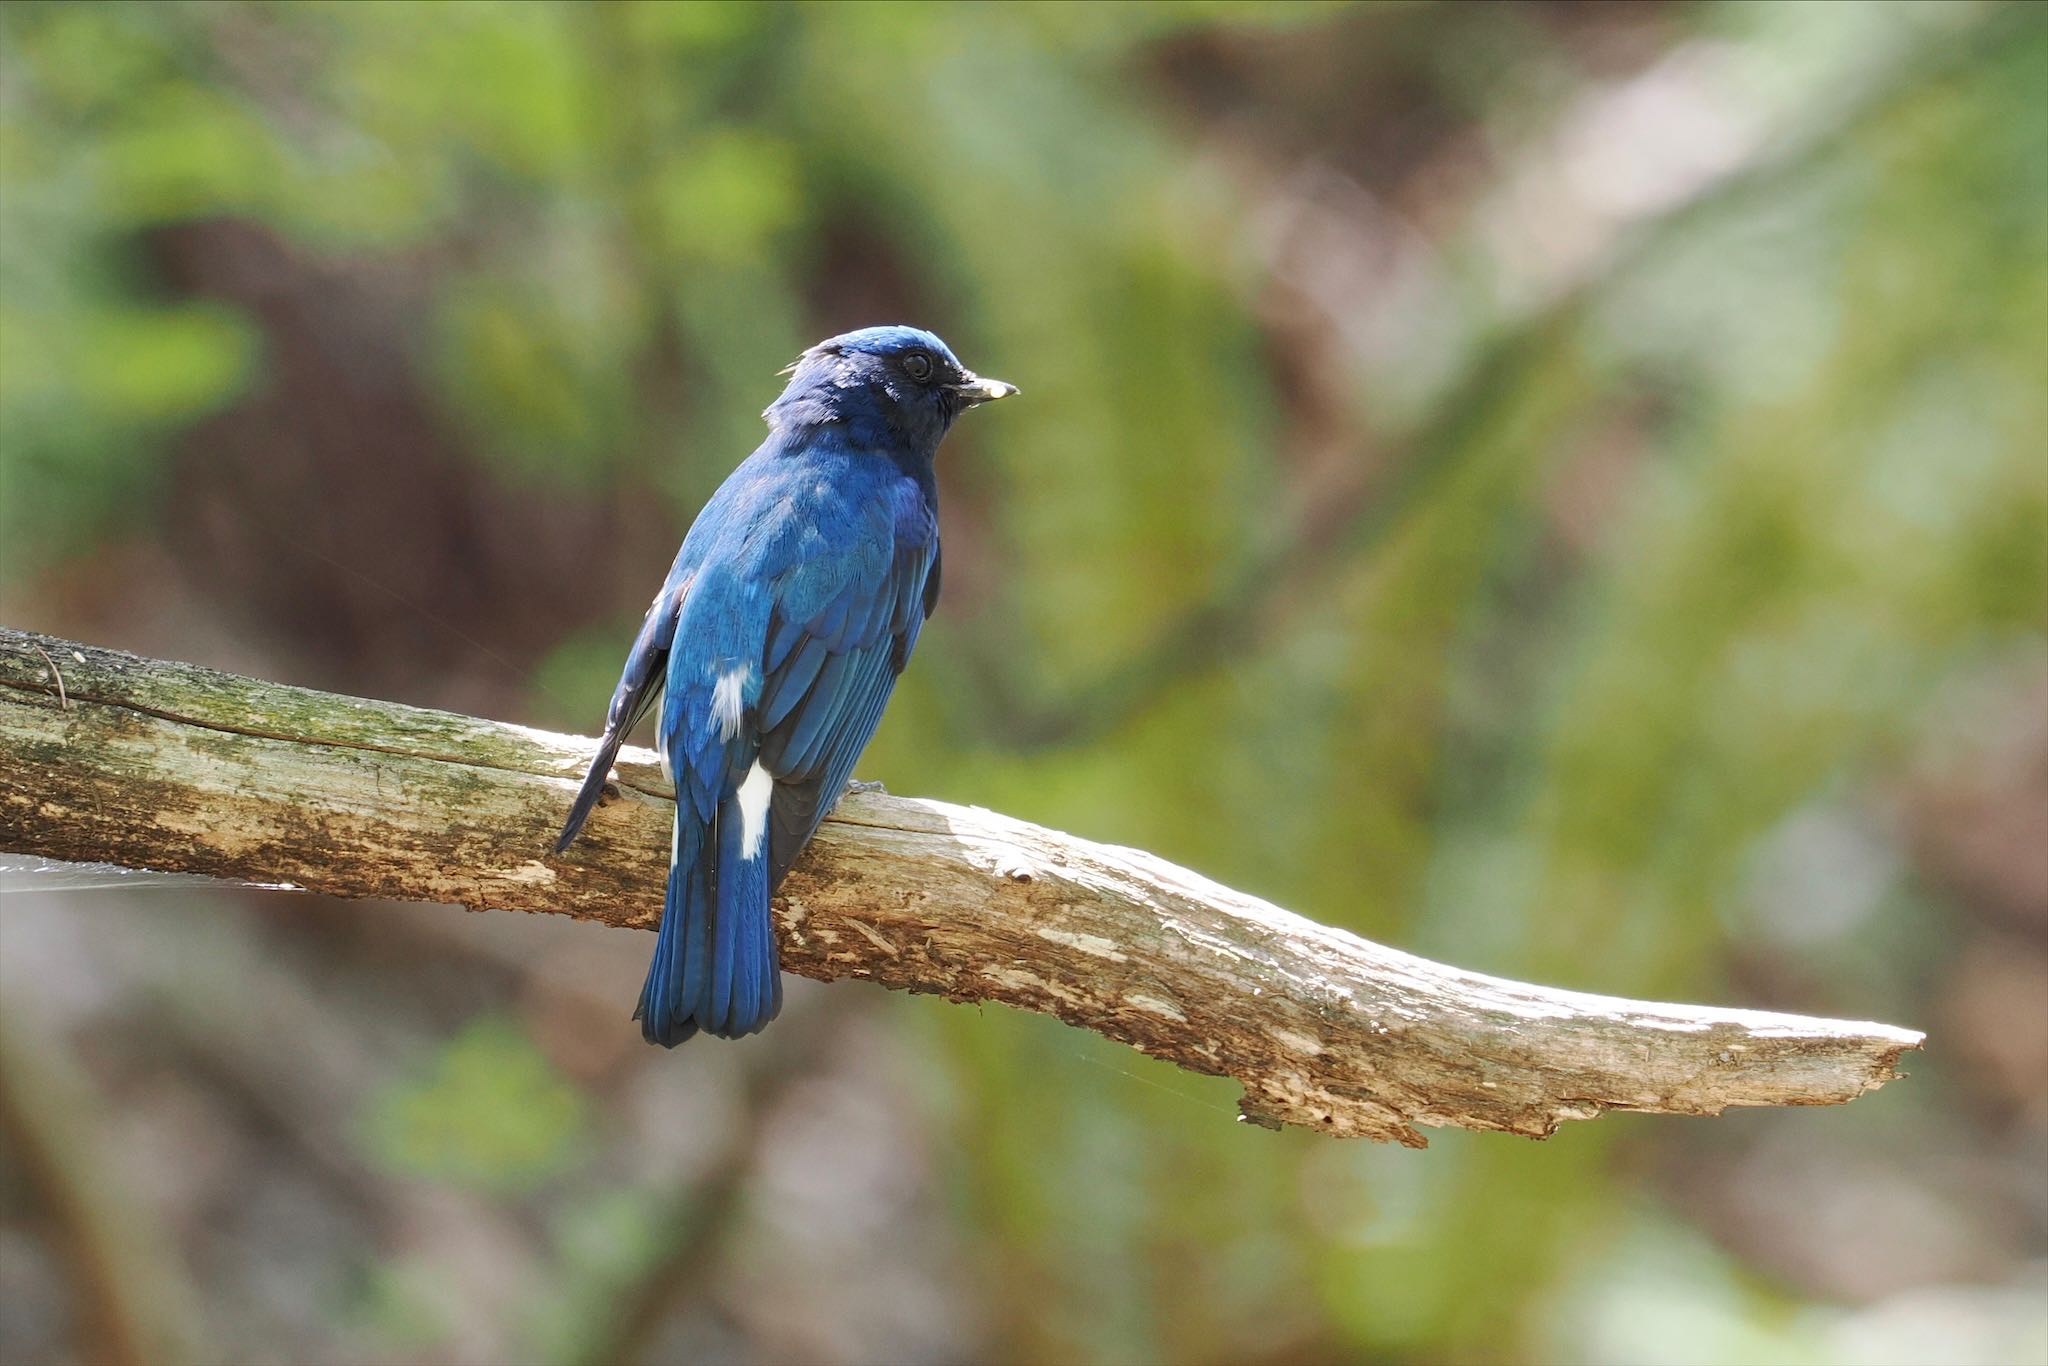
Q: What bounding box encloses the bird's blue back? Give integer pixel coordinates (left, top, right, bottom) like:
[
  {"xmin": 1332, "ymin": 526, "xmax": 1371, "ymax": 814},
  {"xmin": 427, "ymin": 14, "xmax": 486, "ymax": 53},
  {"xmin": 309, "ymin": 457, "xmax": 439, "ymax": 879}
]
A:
[{"xmin": 556, "ymin": 327, "xmax": 1009, "ymax": 1044}]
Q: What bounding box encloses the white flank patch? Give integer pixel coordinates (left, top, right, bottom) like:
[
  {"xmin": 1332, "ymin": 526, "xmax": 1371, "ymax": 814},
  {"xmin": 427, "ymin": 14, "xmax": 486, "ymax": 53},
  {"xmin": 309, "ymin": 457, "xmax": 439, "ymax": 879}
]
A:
[
  {"xmin": 736, "ymin": 759, "xmax": 774, "ymax": 861},
  {"xmin": 711, "ymin": 665, "xmax": 750, "ymax": 742}
]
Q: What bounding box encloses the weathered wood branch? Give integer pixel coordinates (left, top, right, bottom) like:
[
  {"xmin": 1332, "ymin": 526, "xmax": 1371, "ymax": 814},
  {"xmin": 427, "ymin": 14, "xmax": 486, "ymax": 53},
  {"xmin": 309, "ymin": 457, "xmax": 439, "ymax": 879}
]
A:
[{"xmin": 0, "ymin": 627, "xmax": 1922, "ymax": 1144}]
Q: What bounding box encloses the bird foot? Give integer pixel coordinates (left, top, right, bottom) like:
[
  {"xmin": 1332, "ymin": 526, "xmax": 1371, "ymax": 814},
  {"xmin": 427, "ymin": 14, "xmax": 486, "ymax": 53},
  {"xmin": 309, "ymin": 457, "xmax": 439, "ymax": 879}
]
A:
[{"xmin": 841, "ymin": 778, "xmax": 887, "ymax": 798}]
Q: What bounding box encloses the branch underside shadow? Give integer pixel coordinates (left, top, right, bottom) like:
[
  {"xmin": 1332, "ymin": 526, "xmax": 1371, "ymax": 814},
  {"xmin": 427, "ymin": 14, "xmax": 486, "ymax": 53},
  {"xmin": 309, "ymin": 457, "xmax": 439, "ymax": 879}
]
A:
[{"xmin": 0, "ymin": 628, "xmax": 1923, "ymax": 1144}]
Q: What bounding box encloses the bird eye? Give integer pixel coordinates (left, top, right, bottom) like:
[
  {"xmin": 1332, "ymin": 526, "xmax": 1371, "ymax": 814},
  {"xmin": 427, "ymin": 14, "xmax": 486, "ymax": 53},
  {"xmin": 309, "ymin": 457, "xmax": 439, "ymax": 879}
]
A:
[{"xmin": 902, "ymin": 351, "xmax": 934, "ymax": 382}]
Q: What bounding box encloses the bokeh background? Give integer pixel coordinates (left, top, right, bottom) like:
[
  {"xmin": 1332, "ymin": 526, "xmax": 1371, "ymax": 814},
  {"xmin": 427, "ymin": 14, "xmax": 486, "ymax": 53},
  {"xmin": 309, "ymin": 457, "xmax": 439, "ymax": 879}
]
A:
[{"xmin": 2, "ymin": 2, "xmax": 2045, "ymax": 1363}]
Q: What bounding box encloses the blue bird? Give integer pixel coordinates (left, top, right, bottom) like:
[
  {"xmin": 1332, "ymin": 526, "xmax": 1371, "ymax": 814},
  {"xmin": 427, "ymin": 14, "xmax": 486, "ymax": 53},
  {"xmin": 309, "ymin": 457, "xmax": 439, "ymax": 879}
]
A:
[{"xmin": 555, "ymin": 326, "xmax": 1015, "ymax": 1044}]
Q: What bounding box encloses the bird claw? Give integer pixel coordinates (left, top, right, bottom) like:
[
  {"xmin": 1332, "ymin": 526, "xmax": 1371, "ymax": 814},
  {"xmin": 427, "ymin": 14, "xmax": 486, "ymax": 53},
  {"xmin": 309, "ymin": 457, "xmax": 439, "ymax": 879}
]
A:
[{"xmin": 841, "ymin": 778, "xmax": 887, "ymax": 798}]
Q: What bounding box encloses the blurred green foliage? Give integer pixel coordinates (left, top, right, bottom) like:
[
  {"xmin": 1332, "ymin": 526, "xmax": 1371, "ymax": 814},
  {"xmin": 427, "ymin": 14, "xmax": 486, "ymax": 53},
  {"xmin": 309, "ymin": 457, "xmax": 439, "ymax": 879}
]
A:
[
  {"xmin": 2, "ymin": 2, "xmax": 2043, "ymax": 1364},
  {"xmin": 363, "ymin": 1015, "xmax": 587, "ymax": 1194}
]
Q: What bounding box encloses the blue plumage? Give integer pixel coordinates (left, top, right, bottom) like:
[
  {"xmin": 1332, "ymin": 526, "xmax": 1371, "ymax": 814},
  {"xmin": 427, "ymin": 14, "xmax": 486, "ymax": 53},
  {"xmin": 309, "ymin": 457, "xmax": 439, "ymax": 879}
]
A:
[{"xmin": 556, "ymin": 326, "xmax": 1015, "ymax": 1044}]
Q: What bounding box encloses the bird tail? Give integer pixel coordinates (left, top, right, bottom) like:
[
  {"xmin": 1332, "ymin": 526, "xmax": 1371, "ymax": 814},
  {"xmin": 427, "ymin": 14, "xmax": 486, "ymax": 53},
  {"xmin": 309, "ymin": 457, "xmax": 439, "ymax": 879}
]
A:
[{"xmin": 634, "ymin": 794, "xmax": 783, "ymax": 1046}]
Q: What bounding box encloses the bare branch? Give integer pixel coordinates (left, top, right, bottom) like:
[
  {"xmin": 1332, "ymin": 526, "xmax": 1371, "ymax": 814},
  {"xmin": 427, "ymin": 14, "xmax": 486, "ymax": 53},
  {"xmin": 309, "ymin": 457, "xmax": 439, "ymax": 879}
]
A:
[{"xmin": 0, "ymin": 628, "xmax": 1923, "ymax": 1143}]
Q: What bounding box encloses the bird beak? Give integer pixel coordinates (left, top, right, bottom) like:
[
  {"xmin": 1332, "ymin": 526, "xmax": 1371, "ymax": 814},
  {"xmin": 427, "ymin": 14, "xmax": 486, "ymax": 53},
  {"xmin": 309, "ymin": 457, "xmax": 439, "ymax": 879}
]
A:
[{"xmin": 950, "ymin": 374, "xmax": 1018, "ymax": 407}]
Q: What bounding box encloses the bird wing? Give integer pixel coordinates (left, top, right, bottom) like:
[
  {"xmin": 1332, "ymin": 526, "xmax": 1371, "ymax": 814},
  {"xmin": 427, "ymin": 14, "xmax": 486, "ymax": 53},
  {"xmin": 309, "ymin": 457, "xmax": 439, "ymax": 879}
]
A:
[
  {"xmin": 634, "ymin": 479, "xmax": 935, "ymax": 1042},
  {"xmin": 754, "ymin": 501, "xmax": 938, "ymax": 888},
  {"xmin": 554, "ymin": 571, "xmax": 688, "ymax": 853}
]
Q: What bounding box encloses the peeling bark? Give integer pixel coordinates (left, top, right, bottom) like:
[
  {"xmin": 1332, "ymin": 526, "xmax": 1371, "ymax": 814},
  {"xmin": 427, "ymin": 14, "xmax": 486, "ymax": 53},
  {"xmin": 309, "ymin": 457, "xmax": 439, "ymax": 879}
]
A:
[{"xmin": 0, "ymin": 628, "xmax": 1924, "ymax": 1143}]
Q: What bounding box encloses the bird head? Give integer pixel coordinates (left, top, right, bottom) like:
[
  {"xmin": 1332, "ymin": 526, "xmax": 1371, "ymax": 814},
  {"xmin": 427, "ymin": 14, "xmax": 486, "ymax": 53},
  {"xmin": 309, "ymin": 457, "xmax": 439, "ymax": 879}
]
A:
[{"xmin": 764, "ymin": 325, "xmax": 1016, "ymax": 452}]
